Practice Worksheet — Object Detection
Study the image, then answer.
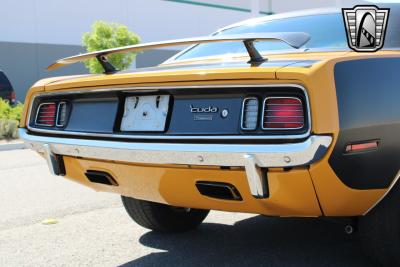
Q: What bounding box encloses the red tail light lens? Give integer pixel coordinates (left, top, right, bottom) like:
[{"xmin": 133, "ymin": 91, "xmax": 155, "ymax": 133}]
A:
[
  {"xmin": 262, "ymin": 97, "xmax": 305, "ymax": 129},
  {"xmin": 35, "ymin": 102, "xmax": 57, "ymax": 126}
]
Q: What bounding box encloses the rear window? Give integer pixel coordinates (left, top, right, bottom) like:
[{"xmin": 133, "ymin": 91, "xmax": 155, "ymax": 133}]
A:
[{"xmin": 176, "ymin": 14, "xmax": 348, "ymax": 61}]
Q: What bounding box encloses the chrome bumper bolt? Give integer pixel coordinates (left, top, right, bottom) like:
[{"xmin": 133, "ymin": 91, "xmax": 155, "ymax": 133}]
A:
[
  {"xmin": 284, "ymin": 156, "xmax": 291, "ymax": 163},
  {"xmin": 197, "ymin": 155, "xmax": 204, "ymax": 162}
]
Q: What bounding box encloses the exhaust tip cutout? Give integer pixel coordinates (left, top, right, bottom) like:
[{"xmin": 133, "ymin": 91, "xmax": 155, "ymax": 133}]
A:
[
  {"xmin": 85, "ymin": 170, "xmax": 118, "ymax": 186},
  {"xmin": 196, "ymin": 181, "xmax": 242, "ymax": 201}
]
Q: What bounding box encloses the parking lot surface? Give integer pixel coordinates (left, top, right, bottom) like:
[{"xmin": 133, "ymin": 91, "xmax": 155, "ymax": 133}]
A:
[{"xmin": 0, "ymin": 149, "xmax": 374, "ymax": 267}]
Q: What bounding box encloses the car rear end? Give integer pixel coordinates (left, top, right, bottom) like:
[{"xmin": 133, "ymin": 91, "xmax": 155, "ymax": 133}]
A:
[
  {"xmin": 19, "ymin": 8, "xmax": 390, "ymax": 218},
  {"xmin": 19, "ymin": 5, "xmax": 400, "ymax": 265},
  {"xmin": 20, "ymin": 59, "xmax": 337, "ymax": 218}
]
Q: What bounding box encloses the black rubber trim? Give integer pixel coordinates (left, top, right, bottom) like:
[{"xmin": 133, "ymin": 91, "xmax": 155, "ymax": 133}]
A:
[{"xmin": 56, "ymin": 155, "xmax": 66, "ymax": 176}]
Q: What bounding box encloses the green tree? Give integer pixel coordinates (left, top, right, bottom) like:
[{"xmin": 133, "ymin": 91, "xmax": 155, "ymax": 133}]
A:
[{"xmin": 82, "ymin": 21, "xmax": 140, "ymax": 74}]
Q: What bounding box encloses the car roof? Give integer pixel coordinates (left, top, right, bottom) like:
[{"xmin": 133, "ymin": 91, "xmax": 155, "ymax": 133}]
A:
[
  {"xmin": 216, "ymin": 3, "xmax": 400, "ymax": 34},
  {"xmin": 166, "ymin": 3, "xmax": 400, "ymax": 63},
  {"xmin": 218, "ymin": 8, "xmax": 339, "ymax": 33}
]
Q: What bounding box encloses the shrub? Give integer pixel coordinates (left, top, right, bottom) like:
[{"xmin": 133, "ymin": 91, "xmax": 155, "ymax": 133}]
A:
[
  {"xmin": 0, "ymin": 99, "xmax": 12, "ymax": 119},
  {"xmin": 0, "ymin": 119, "xmax": 19, "ymax": 140},
  {"xmin": 82, "ymin": 21, "xmax": 140, "ymax": 74},
  {"xmin": 0, "ymin": 98, "xmax": 23, "ymax": 140}
]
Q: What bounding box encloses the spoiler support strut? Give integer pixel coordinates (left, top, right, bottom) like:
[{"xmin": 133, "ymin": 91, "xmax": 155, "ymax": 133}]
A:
[
  {"xmin": 96, "ymin": 55, "xmax": 117, "ymax": 74},
  {"xmin": 243, "ymin": 39, "xmax": 267, "ymax": 65}
]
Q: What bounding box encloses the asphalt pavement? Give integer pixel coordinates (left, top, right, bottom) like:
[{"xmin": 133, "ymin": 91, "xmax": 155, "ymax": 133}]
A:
[{"xmin": 0, "ymin": 149, "xmax": 374, "ymax": 267}]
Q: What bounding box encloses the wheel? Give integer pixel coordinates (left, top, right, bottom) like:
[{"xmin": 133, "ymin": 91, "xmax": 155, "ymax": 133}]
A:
[
  {"xmin": 359, "ymin": 181, "xmax": 400, "ymax": 266},
  {"xmin": 121, "ymin": 195, "xmax": 210, "ymax": 232}
]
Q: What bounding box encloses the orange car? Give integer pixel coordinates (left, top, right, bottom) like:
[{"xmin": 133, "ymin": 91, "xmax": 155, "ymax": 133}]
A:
[{"xmin": 20, "ymin": 5, "xmax": 400, "ymax": 266}]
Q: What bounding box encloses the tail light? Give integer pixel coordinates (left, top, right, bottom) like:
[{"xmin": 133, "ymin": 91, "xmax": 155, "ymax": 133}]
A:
[
  {"xmin": 262, "ymin": 97, "xmax": 305, "ymax": 130},
  {"xmin": 241, "ymin": 97, "xmax": 259, "ymax": 130},
  {"xmin": 35, "ymin": 102, "xmax": 57, "ymax": 126},
  {"xmin": 56, "ymin": 102, "xmax": 68, "ymax": 127}
]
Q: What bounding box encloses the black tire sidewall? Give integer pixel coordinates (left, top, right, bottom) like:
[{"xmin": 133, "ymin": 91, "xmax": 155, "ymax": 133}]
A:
[{"xmin": 121, "ymin": 196, "xmax": 209, "ymax": 232}]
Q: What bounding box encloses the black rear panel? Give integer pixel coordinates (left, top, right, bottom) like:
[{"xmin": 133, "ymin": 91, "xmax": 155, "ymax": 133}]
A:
[
  {"xmin": 168, "ymin": 95, "xmax": 242, "ymax": 134},
  {"xmin": 28, "ymin": 86, "xmax": 310, "ymax": 142},
  {"xmin": 66, "ymin": 98, "xmax": 119, "ymax": 133}
]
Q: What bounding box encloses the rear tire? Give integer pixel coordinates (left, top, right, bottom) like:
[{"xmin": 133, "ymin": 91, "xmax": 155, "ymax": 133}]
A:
[
  {"xmin": 121, "ymin": 196, "xmax": 209, "ymax": 232},
  {"xmin": 359, "ymin": 181, "xmax": 400, "ymax": 266}
]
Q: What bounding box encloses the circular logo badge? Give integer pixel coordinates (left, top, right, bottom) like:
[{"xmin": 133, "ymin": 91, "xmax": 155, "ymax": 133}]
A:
[{"xmin": 221, "ymin": 109, "xmax": 229, "ymax": 118}]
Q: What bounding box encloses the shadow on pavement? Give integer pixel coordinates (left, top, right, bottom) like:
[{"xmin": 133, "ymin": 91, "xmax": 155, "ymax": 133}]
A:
[{"xmin": 120, "ymin": 216, "xmax": 374, "ymax": 267}]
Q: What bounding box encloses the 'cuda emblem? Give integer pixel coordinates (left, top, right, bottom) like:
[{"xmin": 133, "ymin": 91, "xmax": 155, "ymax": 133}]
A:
[
  {"xmin": 342, "ymin": 5, "xmax": 389, "ymax": 52},
  {"xmin": 190, "ymin": 105, "xmax": 218, "ymax": 113}
]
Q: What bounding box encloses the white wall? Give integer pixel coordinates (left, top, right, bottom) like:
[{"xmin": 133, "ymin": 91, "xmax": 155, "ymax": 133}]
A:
[
  {"xmin": 0, "ymin": 0, "xmax": 369, "ymax": 47},
  {"xmin": 0, "ymin": 0, "xmax": 253, "ymax": 46}
]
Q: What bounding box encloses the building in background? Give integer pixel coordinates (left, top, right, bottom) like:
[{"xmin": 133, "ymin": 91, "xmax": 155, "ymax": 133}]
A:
[{"xmin": 0, "ymin": 0, "xmax": 368, "ymax": 101}]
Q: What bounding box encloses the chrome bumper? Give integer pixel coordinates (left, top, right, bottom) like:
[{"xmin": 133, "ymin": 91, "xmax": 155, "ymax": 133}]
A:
[{"xmin": 20, "ymin": 128, "xmax": 332, "ymax": 199}]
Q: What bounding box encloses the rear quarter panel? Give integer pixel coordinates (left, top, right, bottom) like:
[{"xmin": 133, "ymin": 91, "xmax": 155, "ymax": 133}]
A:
[{"xmin": 277, "ymin": 51, "xmax": 400, "ymax": 215}]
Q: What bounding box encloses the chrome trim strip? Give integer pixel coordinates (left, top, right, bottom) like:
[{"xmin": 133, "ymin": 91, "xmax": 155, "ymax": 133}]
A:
[
  {"xmin": 262, "ymin": 96, "xmax": 305, "ymax": 130},
  {"xmin": 27, "ymin": 84, "xmax": 312, "ymax": 140},
  {"xmin": 363, "ymin": 170, "xmax": 400, "ymax": 215},
  {"xmin": 240, "ymin": 97, "xmax": 259, "ymax": 131},
  {"xmin": 20, "ymin": 128, "xmax": 332, "ymax": 198}
]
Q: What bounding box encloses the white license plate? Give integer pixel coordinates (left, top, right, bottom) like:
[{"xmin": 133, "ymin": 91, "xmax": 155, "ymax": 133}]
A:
[{"xmin": 120, "ymin": 95, "xmax": 170, "ymax": 131}]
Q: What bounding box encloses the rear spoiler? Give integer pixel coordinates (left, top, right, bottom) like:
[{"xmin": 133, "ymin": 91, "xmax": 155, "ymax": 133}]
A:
[{"xmin": 47, "ymin": 32, "xmax": 310, "ymax": 74}]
